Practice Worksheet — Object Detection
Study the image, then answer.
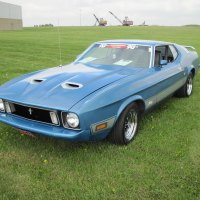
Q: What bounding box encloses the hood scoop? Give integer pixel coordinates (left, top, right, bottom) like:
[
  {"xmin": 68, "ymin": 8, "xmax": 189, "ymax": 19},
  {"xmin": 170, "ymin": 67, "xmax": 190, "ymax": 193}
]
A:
[
  {"xmin": 61, "ymin": 82, "xmax": 83, "ymax": 89},
  {"xmin": 31, "ymin": 79, "xmax": 46, "ymax": 84}
]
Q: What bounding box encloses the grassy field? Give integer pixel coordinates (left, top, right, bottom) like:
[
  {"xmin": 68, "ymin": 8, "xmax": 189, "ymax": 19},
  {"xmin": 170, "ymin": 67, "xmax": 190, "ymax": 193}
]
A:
[{"xmin": 0, "ymin": 26, "xmax": 200, "ymax": 199}]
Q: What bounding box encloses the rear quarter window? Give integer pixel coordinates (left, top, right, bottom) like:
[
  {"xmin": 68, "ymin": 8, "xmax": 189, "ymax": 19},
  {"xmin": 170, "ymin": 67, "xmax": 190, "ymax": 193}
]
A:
[{"xmin": 169, "ymin": 45, "xmax": 178, "ymax": 60}]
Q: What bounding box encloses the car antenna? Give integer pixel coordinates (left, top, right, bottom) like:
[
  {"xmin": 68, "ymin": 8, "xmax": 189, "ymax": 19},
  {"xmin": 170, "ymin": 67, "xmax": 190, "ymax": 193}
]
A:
[{"xmin": 57, "ymin": 19, "xmax": 62, "ymax": 67}]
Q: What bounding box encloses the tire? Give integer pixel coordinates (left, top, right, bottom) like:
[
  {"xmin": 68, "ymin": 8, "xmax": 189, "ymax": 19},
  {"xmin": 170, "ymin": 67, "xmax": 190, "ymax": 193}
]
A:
[
  {"xmin": 108, "ymin": 102, "xmax": 139, "ymax": 145},
  {"xmin": 176, "ymin": 73, "xmax": 193, "ymax": 97}
]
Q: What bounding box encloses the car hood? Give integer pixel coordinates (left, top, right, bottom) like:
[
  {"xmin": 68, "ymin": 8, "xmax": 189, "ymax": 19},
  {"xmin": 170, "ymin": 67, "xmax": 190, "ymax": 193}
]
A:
[{"xmin": 0, "ymin": 63, "xmax": 144, "ymax": 111}]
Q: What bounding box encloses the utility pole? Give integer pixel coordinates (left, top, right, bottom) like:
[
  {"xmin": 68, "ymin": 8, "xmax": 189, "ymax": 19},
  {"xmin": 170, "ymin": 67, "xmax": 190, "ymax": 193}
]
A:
[{"xmin": 80, "ymin": 9, "xmax": 82, "ymax": 26}]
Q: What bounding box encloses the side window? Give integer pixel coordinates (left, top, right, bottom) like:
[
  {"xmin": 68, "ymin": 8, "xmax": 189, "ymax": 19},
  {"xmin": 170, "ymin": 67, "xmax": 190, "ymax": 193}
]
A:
[
  {"xmin": 154, "ymin": 45, "xmax": 167, "ymax": 66},
  {"xmin": 155, "ymin": 46, "xmax": 167, "ymax": 60},
  {"xmin": 168, "ymin": 45, "xmax": 178, "ymax": 62},
  {"xmin": 154, "ymin": 45, "xmax": 178, "ymax": 67}
]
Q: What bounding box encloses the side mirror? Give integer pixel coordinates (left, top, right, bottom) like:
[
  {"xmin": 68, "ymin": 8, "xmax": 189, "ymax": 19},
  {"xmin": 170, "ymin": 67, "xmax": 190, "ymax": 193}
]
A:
[{"xmin": 160, "ymin": 60, "xmax": 168, "ymax": 66}]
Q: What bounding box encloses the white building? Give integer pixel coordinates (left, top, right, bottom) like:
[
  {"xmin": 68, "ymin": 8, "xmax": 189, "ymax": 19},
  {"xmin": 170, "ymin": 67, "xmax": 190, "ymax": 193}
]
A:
[{"xmin": 0, "ymin": 1, "xmax": 22, "ymax": 30}]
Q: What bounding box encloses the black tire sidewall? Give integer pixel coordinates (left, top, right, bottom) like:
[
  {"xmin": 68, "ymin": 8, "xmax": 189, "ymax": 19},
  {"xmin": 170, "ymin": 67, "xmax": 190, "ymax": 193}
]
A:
[{"xmin": 117, "ymin": 103, "xmax": 139, "ymax": 144}]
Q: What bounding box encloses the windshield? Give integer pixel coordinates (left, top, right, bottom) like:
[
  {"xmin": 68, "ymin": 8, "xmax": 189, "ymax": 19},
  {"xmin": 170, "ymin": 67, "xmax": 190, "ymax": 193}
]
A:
[{"xmin": 78, "ymin": 43, "xmax": 152, "ymax": 68}]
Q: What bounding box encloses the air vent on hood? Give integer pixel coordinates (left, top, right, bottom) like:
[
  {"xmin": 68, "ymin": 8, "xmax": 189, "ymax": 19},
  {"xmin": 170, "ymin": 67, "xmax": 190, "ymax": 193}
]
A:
[
  {"xmin": 61, "ymin": 82, "xmax": 83, "ymax": 89},
  {"xmin": 31, "ymin": 79, "xmax": 45, "ymax": 84}
]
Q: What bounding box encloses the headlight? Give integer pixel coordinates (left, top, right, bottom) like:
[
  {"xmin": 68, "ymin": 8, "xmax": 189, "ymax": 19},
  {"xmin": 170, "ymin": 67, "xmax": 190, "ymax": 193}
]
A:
[
  {"xmin": 62, "ymin": 112, "xmax": 80, "ymax": 129},
  {"xmin": 0, "ymin": 99, "xmax": 5, "ymax": 112}
]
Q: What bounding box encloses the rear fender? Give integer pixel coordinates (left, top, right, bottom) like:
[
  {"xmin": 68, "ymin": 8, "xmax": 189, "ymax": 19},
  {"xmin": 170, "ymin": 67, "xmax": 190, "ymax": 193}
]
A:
[{"xmin": 186, "ymin": 65, "xmax": 197, "ymax": 77}]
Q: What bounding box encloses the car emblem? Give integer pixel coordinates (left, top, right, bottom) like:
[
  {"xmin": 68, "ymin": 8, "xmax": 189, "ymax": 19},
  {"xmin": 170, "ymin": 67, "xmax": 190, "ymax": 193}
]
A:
[{"xmin": 28, "ymin": 108, "xmax": 33, "ymax": 115}]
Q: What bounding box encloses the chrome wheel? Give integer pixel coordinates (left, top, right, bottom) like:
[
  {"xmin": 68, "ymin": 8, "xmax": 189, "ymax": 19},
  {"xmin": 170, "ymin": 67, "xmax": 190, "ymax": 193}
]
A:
[
  {"xmin": 124, "ymin": 109, "xmax": 138, "ymax": 141},
  {"xmin": 187, "ymin": 76, "xmax": 193, "ymax": 96}
]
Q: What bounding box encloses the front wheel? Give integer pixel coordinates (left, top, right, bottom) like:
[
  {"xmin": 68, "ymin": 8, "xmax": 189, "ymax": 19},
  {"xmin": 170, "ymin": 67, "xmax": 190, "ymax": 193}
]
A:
[
  {"xmin": 176, "ymin": 73, "xmax": 193, "ymax": 97},
  {"xmin": 108, "ymin": 102, "xmax": 139, "ymax": 145}
]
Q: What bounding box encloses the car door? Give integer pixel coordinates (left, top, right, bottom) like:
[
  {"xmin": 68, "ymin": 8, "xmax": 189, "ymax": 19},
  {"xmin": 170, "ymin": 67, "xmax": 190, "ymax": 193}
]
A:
[{"xmin": 153, "ymin": 45, "xmax": 186, "ymax": 103}]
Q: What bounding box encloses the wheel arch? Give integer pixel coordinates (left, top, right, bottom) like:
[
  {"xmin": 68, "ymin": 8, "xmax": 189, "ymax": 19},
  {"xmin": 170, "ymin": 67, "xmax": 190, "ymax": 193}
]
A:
[
  {"xmin": 116, "ymin": 95, "xmax": 145, "ymax": 120},
  {"xmin": 186, "ymin": 65, "xmax": 196, "ymax": 77},
  {"xmin": 191, "ymin": 68, "xmax": 195, "ymax": 77}
]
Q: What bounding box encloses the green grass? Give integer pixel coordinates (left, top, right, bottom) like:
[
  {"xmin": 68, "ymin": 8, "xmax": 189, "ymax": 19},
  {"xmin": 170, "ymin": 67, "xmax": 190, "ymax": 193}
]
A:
[{"xmin": 0, "ymin": 26, "xmax": 200, "ymax": 200}]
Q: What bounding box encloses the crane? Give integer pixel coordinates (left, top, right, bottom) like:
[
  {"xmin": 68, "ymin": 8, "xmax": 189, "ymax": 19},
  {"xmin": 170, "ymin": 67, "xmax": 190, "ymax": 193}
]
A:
[
  {"xmin": 123, "ymin": 16, "xmax": 133, "ymax": 26},
  {"xmin": 109, "ymin": 11, "xmax": 133, "ymax": 26},
  {"xmin": 93, "ymin": 14, "xmax": 107, "ymax": 26},
  {"xmin": 109, "ymin": 11, "xmax": 123, "ymax": 25}
]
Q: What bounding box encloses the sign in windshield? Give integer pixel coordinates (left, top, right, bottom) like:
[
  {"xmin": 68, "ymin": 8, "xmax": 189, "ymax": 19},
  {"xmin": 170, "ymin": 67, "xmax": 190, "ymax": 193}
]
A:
[{"xmin": 78, "ymin": 43, "xmax": 152, "ymax": 68}]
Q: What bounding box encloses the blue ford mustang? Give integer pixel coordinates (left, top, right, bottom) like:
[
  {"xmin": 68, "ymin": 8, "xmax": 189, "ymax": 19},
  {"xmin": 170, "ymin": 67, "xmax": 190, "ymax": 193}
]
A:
[{"xmin": 0, "ymin": 40, "xmax": 199, "ymax": 145}]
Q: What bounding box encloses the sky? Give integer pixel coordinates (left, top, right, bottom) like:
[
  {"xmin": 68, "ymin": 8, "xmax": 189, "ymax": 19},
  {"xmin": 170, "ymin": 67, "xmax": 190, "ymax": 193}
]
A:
[{"xmin": 2, "ymin": 0, "xmax": 200, "ymax": 26}]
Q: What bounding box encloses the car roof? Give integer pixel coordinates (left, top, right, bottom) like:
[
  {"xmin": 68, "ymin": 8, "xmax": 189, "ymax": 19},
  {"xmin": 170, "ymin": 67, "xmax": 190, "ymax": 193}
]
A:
[{"xmin": 97, "ymin": 40, "xmax": 172, "ymax": 46}]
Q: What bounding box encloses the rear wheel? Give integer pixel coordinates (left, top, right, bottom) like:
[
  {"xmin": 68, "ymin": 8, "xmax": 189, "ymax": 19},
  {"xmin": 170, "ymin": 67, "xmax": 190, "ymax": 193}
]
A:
[
  {"xmin": 108, "ymin": 102, "xmax": 139, "ymax": 145},
  {"xmin": 176, "ymin": 73, "xmax": 193, "ymax": 97}
]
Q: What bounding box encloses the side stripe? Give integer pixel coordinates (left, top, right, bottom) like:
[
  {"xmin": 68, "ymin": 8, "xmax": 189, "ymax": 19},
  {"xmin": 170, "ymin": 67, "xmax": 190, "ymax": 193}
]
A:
[{"xmin": 145, "ymin": 77, "xmax": 186, "ymax": 109}]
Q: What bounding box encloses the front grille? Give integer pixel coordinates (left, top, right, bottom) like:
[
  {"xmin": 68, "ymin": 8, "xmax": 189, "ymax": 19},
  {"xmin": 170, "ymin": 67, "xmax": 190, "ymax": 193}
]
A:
[{"xmin": 6, "ymin": 102, "xmax": 59, "ymax": 126}]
